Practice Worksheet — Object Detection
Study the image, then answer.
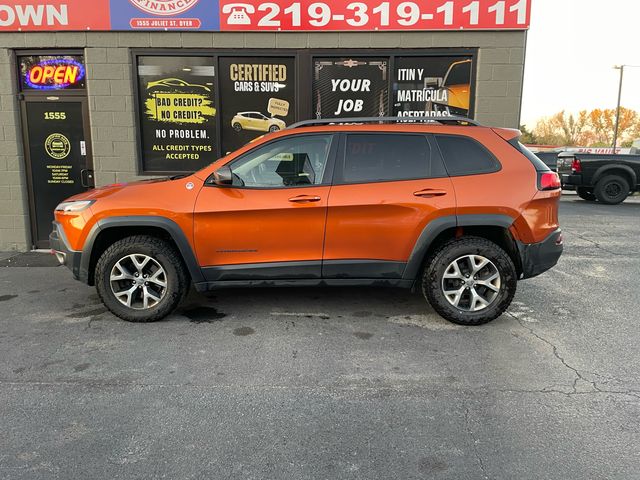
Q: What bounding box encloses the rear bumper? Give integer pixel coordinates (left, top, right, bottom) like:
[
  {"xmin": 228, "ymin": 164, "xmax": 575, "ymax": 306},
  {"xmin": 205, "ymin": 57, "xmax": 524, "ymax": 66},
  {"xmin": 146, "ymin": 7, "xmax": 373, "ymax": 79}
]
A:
[
  {"xmin": 517, "ymin": 229, "xmax": 563, "ymax": 279},
  {"xmin": 49, "ymin": 221, "xmax": 83, "ymax": 281},
  {"xmin": 560, "ymin": 173, "xmax": 582, "ymax": 190}
]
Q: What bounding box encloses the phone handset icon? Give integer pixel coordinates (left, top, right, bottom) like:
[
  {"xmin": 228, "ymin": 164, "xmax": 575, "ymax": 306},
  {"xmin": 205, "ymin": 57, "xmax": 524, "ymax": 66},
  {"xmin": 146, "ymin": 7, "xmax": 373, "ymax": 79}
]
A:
[{"xmin": 222, "ymin": 3, "xmax": 255, "ymax": 25}]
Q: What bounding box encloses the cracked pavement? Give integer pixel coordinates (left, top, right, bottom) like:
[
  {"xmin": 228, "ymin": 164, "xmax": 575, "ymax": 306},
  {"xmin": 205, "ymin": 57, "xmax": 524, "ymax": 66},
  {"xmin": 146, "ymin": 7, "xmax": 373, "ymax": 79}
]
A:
[{"xmin": 0, "ymin": 195, "xmax": 639, "ymax": 479}]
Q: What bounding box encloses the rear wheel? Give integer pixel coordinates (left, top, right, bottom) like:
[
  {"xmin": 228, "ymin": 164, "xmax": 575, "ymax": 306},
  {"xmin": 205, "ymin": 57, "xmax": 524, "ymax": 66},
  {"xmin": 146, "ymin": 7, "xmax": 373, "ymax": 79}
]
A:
[
  {"xmin": 422, "ymin": 237, "xmax": 517, "ymax": 326},
  {"xmin": 594, "ymin": 175, "xmax": 629, "ymax": 205},
  {"xmin": 95, "ymin": 235, "xmax": 189, "ymax": 322},
  {"xmin": 576, "ymin": 187, "xmax": 596, "ymax": 202}
]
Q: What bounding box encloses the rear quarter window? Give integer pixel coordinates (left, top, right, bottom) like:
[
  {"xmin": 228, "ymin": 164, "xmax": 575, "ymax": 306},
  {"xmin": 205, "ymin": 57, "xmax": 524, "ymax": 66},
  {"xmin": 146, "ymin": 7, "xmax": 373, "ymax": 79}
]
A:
[
  {"xmin": 511, "ymin": 141, "xmax": 552, "ymax": 172},
  {"xmin": 435, "ymin": 134, "xmax": 501, "ymax": 176}
]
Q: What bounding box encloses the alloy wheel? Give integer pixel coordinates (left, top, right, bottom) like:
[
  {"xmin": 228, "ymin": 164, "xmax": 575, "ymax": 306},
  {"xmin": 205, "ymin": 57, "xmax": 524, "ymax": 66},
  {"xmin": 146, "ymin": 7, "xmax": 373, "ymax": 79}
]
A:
[
  {"xmin": 110, "ymin": 254, "xmax": 167, "ymax": 310},
  {"xmin": 441, "ymin": 254, "xmax": 501, "ymax": 312}
]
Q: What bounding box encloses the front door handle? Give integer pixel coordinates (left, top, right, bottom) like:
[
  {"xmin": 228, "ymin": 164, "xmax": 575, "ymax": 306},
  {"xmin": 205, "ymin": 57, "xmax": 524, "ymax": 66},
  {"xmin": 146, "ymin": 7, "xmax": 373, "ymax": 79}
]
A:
[
  {"xmin": 414, "ymin": 189, "xmax": 448, "ymax": 198},
  {"xmin": 289, "ymin": 195, "xmax": 321, "ymax": 203}
]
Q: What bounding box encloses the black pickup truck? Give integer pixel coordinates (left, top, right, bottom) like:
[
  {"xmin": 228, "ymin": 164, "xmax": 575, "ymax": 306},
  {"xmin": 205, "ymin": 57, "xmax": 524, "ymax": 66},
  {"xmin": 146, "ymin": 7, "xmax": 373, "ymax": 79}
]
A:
[{"xmin": 557, "ymin": 152, "xmax": 640, "ymax": 204}]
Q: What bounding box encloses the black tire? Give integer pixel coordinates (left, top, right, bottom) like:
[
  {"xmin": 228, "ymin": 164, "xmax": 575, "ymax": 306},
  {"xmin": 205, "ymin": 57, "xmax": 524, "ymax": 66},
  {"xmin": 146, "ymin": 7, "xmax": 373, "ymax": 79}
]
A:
[
  {"xmin": 232, "ymin": 122, "xmax": 242, "ymax": 132},
  {"xmin": 576, "ymin": 187, "xmax": 596, "ymax": 202},
  {"xmin": 269, "ymin": 125, "xmax": 280, "ymax": 133},
  {"xmin": 95, "ymin": 235, "xmax": 189, "ymax": 322},
  {"xmin": 594, "ymin": 175, "xmax": 630, "ymax": 205},
  {"xmin": 422, "ymin": 236, "xmax": 517, "ymax": 326}
]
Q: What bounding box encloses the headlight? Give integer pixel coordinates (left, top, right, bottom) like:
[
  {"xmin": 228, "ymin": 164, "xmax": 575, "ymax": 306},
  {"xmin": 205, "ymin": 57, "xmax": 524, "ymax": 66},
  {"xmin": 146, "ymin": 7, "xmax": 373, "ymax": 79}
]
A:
[{"xmin": 55, "ymin": 200, "xmax": 95, "ymax": 213}]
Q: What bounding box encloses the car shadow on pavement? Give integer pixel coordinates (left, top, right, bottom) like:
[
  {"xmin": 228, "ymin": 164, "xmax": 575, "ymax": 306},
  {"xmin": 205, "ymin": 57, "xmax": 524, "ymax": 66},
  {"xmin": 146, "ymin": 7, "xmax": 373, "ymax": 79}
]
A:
[{"xmin": 172, "ymin": 285, "xmax": 504, "ymax": 331}]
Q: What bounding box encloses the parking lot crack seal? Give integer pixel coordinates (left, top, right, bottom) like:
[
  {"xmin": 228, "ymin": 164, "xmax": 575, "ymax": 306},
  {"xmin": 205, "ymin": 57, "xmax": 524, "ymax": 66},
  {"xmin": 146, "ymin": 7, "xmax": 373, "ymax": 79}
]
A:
[
  {"xmin": 0, "ymin": 378, "xmax": 638, "ymax": 400},
  {"xmin": 563, "ymin": 228, "xmax": 625, "ymax": 256},
  {"xmin": 464, "ymin": 406, "xmax": 490, "ymax": 479},
  {"xmin": 507, "ymin": 311, "xmax": 640, "ymax": 400},
  {"xmin": 507, "ymin": 311, "xmax": 598, "ymax": 395}
]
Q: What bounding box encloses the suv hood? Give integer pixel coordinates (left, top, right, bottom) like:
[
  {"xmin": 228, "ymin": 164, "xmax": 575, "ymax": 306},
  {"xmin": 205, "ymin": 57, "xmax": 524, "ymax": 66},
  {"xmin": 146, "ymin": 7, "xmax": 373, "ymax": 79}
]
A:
[{"xmin": 62, "ymin": 177, "xmax": 174, "ymax": 202}]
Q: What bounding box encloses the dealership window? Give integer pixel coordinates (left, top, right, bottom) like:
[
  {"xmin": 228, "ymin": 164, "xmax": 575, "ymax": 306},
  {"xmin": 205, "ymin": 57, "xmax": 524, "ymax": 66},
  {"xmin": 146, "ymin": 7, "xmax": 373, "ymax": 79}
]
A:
[
  {"xmin": 393, "ymin": 56, "xmax": 473, "ymax": 118},
  {"xmin": 218, "ymin": 56, "xmax": 296, "ymax": 155},
  {"xmin": 313, "ymin": 57, "xmax": 389, "ymax": 119},
  {"xmin": 133, "ymin": 50, "xmax": 476, "ymax": 175},
  {"xmin": 136, "ymin": 56, "xmax": 217, "ymax": 173}
]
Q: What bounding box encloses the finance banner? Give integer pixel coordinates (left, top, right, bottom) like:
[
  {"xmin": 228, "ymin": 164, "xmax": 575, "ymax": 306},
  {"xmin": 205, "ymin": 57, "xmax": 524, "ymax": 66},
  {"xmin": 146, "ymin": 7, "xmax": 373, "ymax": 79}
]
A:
[{"xmin": 109, "ymin": 0, "xmax": 220, "ymax": 30}]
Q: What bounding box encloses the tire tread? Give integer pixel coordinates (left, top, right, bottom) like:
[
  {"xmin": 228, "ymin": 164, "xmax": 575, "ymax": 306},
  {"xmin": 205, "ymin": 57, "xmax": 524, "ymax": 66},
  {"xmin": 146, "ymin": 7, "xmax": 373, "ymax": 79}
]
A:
[
  {"xmin": 95, "ymin": 235, "xmax": 188, "ymax": 323},
  {"xmin": 422, "ymin": 236, "xmax": 517, "ymax": 326}
]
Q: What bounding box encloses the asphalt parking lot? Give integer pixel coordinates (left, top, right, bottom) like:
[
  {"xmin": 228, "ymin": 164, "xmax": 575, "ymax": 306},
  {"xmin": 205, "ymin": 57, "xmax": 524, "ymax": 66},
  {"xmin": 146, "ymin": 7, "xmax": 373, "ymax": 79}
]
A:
[{"xmin": 0, "ymin": 195, "xmax": 639, "ymax": 480}]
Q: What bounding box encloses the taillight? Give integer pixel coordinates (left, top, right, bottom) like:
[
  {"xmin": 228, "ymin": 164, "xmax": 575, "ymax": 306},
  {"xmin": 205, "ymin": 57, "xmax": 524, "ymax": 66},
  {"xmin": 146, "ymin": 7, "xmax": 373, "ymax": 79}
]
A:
[
  {"xmin": 538, "ymin": 171, "xmax": 561, "ymax": 191},
  {"xmin": 571, "ymin": 158, "xmax": 582, "ymax": 173}
]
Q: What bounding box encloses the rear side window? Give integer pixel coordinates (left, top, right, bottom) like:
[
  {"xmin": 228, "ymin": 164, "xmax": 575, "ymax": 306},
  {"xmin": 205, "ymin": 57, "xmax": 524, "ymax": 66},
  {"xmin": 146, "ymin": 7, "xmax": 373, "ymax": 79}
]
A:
[
  {"xmin": 339, "ymin": 134, "xmax": 447, "ymax": 184},
  {"xmin": 435, "ymin": 134, "xmax": 500, "ymax": 176}
]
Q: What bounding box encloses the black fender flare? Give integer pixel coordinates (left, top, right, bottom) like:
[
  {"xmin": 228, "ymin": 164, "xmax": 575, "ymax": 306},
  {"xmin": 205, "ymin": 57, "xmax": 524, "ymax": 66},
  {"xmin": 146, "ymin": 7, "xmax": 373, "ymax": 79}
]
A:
[
  {"xmin": 402, "ymin": 214, "xmax": 515, "ymax": 281},
  {"xmin": 592, "ymin": 165, "xmax": 637, "ymax": 188},
  {"xmin": 79, "ymin": 216, "xmax": 204, "ymax": 284}
]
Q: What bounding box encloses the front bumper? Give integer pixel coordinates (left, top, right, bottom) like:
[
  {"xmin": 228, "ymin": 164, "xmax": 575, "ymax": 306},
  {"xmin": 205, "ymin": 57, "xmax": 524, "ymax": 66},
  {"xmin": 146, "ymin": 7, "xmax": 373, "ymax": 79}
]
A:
[
  {"xmin": 49, "ymin": 221, "xmax": 83, "ymax": 280},
  {"xmin": 517, "ymin": 229, "xmax": 563, "ymax": 279}
]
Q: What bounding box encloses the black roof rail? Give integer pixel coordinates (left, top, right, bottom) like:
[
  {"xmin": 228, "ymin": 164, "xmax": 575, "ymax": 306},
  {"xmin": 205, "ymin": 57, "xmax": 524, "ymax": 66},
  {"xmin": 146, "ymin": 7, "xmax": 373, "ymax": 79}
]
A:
[{"xmin": 286, "ymin": 116, "xmax": 481, "ymax": 130}]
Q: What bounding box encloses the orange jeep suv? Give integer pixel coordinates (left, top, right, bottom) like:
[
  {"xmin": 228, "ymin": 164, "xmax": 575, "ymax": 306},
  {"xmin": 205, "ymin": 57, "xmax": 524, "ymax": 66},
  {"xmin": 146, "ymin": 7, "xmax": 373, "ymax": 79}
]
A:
[{"xmin": 50, "ymin": 117, "xmax": 563, "ymax": 326}]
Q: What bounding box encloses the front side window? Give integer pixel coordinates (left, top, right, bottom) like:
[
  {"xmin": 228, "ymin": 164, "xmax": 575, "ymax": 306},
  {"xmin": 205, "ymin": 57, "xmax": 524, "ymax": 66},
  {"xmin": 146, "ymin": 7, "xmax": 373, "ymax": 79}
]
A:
[
  {"xmin": 230, "ymin": 135, "xmax": 333, "ymax": 188},
  {"xmin": 338, "ymin": 134, "xmax": 446, "ymax": 184},
  {"xmin": 435, "ymin": 134, "xmax": 500, "ymax": 176}
]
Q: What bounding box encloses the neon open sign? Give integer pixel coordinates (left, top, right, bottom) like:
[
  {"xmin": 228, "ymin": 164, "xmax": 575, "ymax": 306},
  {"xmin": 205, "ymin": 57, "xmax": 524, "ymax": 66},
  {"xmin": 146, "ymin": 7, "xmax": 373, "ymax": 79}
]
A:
[{"xmin": 25, "ymin": 58, "xmax": 86, "ymax": 90}]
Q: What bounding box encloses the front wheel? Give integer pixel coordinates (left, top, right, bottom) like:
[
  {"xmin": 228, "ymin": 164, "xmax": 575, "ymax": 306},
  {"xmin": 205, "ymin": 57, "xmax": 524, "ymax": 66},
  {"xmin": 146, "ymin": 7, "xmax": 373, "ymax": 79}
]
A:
[
  {"xmin": 422, "ymin": 237, "xmax": 517, "ymax": 326},
  {"xmin": 269, "ymin": 125, "xmax": 280, "ymax": 133},
  {"xmin": 232, "ymin": 122, "xmax": 242, "ymax": 132},
  {"xmin": 95, "ymin": 235, "xmax": 189, "ymax": 322}
]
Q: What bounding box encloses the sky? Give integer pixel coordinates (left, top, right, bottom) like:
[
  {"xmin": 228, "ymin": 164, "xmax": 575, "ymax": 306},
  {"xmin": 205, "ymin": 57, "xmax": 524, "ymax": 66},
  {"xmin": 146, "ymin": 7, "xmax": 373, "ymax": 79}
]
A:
[{"xmin": 521, "ymin": 0, "xmax": 640, "ymax": 128}]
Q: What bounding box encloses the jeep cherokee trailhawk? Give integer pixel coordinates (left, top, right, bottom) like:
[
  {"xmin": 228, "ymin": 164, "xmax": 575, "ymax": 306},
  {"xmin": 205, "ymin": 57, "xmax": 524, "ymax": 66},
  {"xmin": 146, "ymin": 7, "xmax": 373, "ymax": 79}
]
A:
[{"xmin": 50, "ymin": 117, "xmax": 563, "ymax": 326}]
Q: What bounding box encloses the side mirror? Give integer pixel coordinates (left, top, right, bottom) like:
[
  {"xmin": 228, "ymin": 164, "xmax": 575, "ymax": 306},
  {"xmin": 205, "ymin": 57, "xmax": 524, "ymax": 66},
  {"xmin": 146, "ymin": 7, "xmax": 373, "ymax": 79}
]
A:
[{"xmin": 213, "ymin": 165, "xmax": 233, "ymax": 185}]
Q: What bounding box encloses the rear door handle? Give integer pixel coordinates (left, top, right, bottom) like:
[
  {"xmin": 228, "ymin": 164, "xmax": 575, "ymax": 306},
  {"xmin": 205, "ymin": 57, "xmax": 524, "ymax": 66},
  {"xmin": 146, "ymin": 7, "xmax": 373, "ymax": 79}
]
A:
[
  {"xmin": 289, "ymin": 195, "xmax": 321, "ymax": 203},
  {"xmin": 414, "ymin": 189, "xmax": 448, "ymax": 198}
]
